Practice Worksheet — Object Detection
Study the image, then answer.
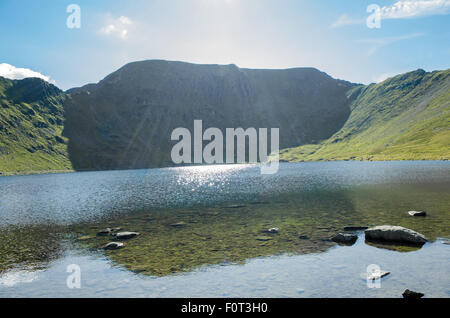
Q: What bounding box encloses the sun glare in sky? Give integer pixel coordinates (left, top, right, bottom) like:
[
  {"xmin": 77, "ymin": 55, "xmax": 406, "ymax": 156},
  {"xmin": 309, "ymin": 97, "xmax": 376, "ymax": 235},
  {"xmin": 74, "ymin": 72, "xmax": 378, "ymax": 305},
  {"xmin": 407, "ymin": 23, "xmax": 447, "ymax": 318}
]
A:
[{"xmin": 0, "ymin": 0, "xmax": 448, "ymax": 89}]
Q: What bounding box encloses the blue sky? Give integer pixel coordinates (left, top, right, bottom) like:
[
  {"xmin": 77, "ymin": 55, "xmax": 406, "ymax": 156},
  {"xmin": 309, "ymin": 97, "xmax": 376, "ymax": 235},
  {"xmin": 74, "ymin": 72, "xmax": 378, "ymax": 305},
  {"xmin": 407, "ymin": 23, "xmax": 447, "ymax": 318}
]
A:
[{"xmin": 0, "ymin": 0, "xmax": 449, "ymax": 90}]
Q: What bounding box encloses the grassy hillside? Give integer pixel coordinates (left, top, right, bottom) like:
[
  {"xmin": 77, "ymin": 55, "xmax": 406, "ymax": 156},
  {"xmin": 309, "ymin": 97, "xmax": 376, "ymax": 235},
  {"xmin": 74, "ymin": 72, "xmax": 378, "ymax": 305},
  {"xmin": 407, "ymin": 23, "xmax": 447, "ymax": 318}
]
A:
[
  {"xmin": 279, "ymin": 69, "xmax": 450, "ymax": 162},
  {"xmin": 0, "ymin": 77, "xmax": 72, "ymax": 175}
]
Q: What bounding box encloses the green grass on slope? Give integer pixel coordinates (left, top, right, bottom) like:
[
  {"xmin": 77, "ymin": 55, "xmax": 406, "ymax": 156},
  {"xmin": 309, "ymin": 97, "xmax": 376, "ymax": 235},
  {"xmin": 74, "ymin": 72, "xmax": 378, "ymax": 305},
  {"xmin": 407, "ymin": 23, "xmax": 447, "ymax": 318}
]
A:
[
  {"xmin": 279, "ymin": 69, "xmax": 450, "ymax": 162},
  {"xmin": 0, "ymin": 77, "xmax": 73, "ymax": 175}
]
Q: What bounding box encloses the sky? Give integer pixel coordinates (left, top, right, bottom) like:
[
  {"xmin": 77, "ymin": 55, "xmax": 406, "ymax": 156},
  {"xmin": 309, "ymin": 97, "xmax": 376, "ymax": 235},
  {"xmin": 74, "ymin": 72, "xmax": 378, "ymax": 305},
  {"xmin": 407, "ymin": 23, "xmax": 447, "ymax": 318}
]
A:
[{"xmin": 0, "ymin": 0, "xmax": 449, "ymax": 90}]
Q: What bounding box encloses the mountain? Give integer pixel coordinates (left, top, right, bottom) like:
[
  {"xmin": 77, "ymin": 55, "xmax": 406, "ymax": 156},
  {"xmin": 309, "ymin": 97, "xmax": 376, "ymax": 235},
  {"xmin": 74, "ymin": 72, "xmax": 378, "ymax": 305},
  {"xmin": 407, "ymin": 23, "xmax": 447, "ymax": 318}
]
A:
[
  {"xmin": 1, "ymin": 62, "xmax": 448, "ymax": 176},
  {"xmin": 0, "ymin": 76, "xmax": 71, "ymax": 174},
  {"xmin": 63, "ymin": 60, "xmax": 353, "ymax": 170},
  {"xmin": 279, "ymin": 69, "xmax": 450, "ymax": 162}
]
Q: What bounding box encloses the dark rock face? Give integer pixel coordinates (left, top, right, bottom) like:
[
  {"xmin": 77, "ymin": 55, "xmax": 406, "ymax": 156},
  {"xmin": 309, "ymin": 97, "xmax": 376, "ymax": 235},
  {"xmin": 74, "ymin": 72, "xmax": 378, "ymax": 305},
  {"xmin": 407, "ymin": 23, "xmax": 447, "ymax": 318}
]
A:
[
  {"xmin": 63, "ymin": 60, "xmax": 353, "ymax": 171},
  {"xmin": 402, "ymin": 289, "xmax": 424, "ymax": 299}
]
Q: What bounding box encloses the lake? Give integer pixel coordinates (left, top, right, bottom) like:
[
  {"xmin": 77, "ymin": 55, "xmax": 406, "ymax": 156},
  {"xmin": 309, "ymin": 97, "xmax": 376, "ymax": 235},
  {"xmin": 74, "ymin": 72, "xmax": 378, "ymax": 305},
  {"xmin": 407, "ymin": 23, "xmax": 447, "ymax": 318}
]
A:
[{"xmin": 0, "ymin": 161, "xmax": 449, "ymax": 297}]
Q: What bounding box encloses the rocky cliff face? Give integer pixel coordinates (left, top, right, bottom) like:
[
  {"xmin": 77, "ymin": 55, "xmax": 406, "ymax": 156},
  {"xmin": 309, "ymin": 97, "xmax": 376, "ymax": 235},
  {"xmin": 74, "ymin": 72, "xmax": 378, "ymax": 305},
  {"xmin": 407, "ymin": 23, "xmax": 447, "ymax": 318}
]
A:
[{"xmin": 63, "ymin": 60, "xmax": 353, "ymax": 170}]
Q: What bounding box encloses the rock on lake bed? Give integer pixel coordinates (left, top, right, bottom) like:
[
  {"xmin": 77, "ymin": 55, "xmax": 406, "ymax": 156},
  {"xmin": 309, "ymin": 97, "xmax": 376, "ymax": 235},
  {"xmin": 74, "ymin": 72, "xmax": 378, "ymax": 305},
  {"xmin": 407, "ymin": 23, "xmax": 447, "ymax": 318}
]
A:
[
  {"xmin": 331, "ymin": 233, "xmax": 358, "ymax": 245},
  {"xmin": 114, "ymin": 232, "xmax": 140, "ymax": 240},
  {"xmin": 103, "ymin": 242, "xmax": 125, "ymax": 250},
  {"xmin": 408, "ymin": 210, "xmax": 426, "ymax": 217},
  {"xmin": 365, "ymin": 226, "xmax": 427, "ymax": 245}
]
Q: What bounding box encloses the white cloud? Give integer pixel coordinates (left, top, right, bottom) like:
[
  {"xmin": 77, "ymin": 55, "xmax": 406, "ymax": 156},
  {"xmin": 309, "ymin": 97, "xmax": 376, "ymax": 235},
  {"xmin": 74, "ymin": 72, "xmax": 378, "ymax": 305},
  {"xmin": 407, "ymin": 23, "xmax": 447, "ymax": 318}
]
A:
[
  {"xmin": 0, "ymin": 63, "xmax": 55, "ymax": 84},
  {"xmin": 380, "ymin": 0, "xmax": 450, "ymax": 19},
  {"xmin": 331, "ymin": 14, "xmax": 364, "ymax": 28},
  {"xmin": 98, "ymin": 15, "xmax": 133, "ymax": 40}
]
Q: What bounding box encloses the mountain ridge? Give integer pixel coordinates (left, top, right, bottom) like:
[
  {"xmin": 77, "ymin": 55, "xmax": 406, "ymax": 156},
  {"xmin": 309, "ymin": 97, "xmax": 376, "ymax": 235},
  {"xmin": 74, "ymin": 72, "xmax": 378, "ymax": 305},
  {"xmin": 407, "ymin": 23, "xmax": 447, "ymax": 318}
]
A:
[
  {"xmin": 0, "ymin": 61, "xmax": 448, "ymax": 175},
  {"xmin": 0, "ymin": 76, "xmax": 72, "ymax": 174},
  {"xmin": 66, "ymin": 60, "xmax": 357, "ymax": 93},
  {"xmin": 279, "ymin": 68, "xmax": 450, "ymax": 162},
  {"xmin": 63, "ymin": 60, "xmax": 353, "ymax": 170}
]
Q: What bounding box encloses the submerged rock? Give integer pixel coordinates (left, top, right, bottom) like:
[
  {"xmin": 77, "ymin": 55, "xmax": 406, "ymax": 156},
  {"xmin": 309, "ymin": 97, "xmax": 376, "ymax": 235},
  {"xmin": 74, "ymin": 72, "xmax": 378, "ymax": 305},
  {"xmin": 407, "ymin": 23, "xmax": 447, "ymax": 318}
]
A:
[
  {"xmin": 170, "ymin": 222, "xmax": 187, "ymax": 228},
  {"xmin": 114, "ymin": 231, "xmax": 140, "ymax": 240},
  {"xmin": 344, "ymin": 226, "xmax": 368, "ymax": 231},
  {"xmin": 402, "ymin": 289, "xmax": 424, "ymax": 299},
  {"xmin": 365, "ymin": 225, "xmax": 427, "ymax": 245},
  {"xmin": 97, "ymin": 228, "xmax": 112, "ymax": 236},
  {"xmin": 103, "ymin": 242, "xmax": 125, "ymax": 250},
  {"xmin": 331, "ymin": 233, "xmax": 358, "ymax": 245},
  {"xmin": 256, "ymin": 236, "xmax": 273, "ymax": 241},
  {"xmin": 365, "ymin": 241, "xmax": 422, "ymax": 253},
  {"xmin": 408, "ymin": 210, "xmax": 426, "ymax": 217},
  {"xmin": 262, "ymin": 227, "xmax": 279, "ymax": 234},
  {"xmin": 225, "ymin": 204, "xmax": 246, "ymax": 209},
  {"xmin": 77, "ymin": 235, "xmax": 95, "ymax": 241}
]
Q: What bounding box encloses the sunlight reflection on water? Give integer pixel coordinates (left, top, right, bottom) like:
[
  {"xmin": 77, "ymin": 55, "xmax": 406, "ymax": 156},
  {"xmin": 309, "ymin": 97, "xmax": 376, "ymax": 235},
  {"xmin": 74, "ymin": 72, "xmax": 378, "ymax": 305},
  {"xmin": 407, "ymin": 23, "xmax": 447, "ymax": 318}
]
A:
[{"xmin": 0, "ymin": 161, "xmax": 449, "ymax": 226}]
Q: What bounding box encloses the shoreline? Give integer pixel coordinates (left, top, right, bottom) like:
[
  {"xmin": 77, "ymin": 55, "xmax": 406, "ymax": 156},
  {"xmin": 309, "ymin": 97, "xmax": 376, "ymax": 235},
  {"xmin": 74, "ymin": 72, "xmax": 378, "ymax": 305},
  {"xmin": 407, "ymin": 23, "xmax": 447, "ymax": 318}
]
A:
[
  {"xmin": 0, "ymin": 169, "xmax": 74, "ymax": 177},
  {"xmin": 1, "ymin": 159, "xmax": 449, "ymax": 177}
]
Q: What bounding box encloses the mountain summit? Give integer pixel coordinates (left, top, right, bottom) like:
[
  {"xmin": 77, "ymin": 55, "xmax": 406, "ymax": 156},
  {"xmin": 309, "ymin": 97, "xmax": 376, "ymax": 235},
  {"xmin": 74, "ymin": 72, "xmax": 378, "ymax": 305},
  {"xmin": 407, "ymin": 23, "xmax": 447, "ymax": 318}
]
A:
[{"xmin": 63, "ymin": 60, "xmax": 353, "ymax": 170}]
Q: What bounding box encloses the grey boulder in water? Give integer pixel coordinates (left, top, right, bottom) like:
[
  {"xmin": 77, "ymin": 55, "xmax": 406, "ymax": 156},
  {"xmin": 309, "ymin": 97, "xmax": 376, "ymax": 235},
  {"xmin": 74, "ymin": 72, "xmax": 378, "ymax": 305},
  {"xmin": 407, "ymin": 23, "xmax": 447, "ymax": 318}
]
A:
[
  {"xmin": 331, "ymin": 233, "xmax": 358, "ymax": 245},
  {"xmin": 402, "ymin": 289, "xmax": 424, "ymax": 298},
  {"xmin": 114, "ymin": 232, "xmax": 140, "ymax": 240},
  {"xmin": 408, "ymin": 210, "xmax": 426, "ymax": 217},
  {"xmin": 365, "ymin": 225, "xmax": 427, "ymax": 245},
  {"xmin": 262, "ymin": 227, "xmax": 279, "ymax": 234},
  {"xmin": 103, "ymin": 242, "xmax": 125, "ymax": 250}
]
